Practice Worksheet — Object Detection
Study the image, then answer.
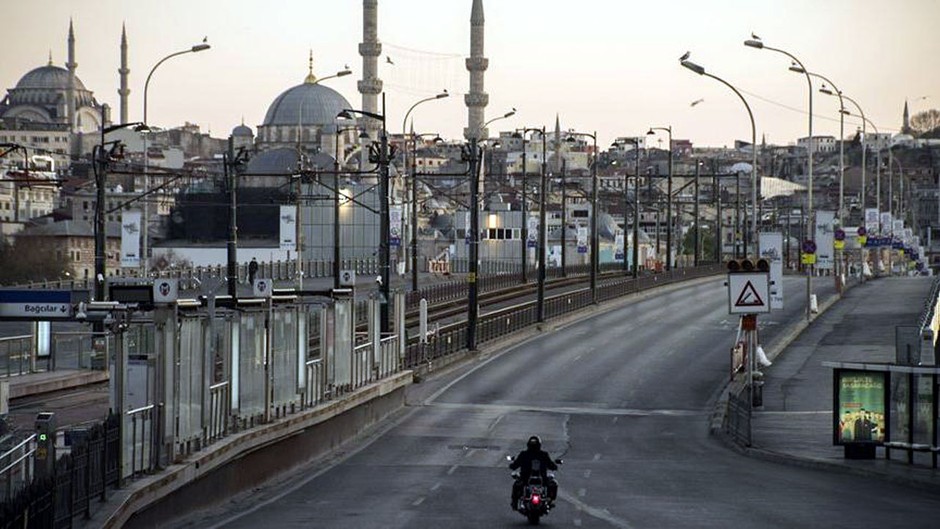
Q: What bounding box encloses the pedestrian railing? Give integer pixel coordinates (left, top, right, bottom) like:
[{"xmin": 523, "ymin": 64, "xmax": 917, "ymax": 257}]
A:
[
  {"xmin": 303, "ymin": 358, "xmax": 324, "ymax": 408},
  {"xmin": 208, "ymin": 382, "xmax": 231, "ymax": 442},
  {"xmin": 0, "ymin": 335, "xmax": 33, "ymax": 377},
  {"xmin": 126, "ymin": 405, "xmax": 157, "ymax": 478},
  {"xmin": 0, "ymin": 434, "xmax": 36, "ymax": 501}
]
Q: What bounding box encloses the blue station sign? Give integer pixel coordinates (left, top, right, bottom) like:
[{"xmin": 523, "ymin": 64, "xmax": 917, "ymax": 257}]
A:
[{"xmin": 0, "ymin": 290, "xmax": 74, "ymax": 320}]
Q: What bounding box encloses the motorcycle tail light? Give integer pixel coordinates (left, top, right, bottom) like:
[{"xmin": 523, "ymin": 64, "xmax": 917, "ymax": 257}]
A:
[{"xmin": 531, "ymin": 494, "xmax": 540, "ymax": 505}]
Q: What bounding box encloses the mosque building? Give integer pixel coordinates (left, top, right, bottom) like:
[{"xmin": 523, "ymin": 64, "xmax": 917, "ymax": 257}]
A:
[{"xmin": 0, "ymin": 20, "xmax": 111, "ymax": 166}]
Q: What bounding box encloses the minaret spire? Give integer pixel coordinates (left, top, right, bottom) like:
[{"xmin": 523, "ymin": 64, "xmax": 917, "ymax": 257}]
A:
[
  {"xmin": 464, "ymin": 0, "xmax": 489, "ymax": 140},
  {"xmin": 66, "ymin": 19, "xmax": 78, "ymax": 156},
  {"xmin": 902, "ymin": 99, "xmax": 911, "ymax": 134},
  {"xmin": 119, "ymin": 23, "xmax": 131, "ymax": 124},
  {"xmin": 358, "ymin": 0, "xmax": 383, "ymax": 138},
  {"xmin": 553, "ymin": 113, "xmax": 562, "ymax": 173}
]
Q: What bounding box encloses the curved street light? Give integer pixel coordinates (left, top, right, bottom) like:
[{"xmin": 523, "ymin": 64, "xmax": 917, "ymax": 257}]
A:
[
  {"xmin": 399, "ymin": 91, "xmax": 449, "ymax": 291},
  {"xmin": 565, "ymin": 131, "xmax": 599, "ymax": 303},
  {"xmin": 140, "ymin": 40, "xmax": 211, "ymax": 276},
  {"xmin": 744, "ymin": 37, "xmax": 815, "ymax": 320},
  {"xmin": 647, "ymin": 126, "xmax": 674, "ymax": 270},
  {"xmin": 680, "ymin": 56, "xmax": 757, "ymax": 261},
  {"xmin": 409, "ymin": 132, "xmax": 444, "ymax": 291}
]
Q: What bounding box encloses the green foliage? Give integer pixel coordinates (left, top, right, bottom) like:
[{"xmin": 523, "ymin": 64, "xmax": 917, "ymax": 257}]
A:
[
  {"xmin": 0, "ymin": 237, "xmax": 74, "ymax": 285},
  {"xmin": 681, "ymin": 225, "xmax": 715, "ymax": 257}
]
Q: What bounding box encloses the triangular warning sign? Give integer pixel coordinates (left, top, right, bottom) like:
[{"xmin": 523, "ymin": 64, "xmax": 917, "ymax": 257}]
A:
[{"xmin": 735, "ymin": 280, "xmax": 765, "ymax": 307}]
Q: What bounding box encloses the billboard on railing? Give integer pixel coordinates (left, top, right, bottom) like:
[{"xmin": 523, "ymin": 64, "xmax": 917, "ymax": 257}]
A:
[
  {"xmin": 121, "ymin": 211, "xmax": 141, "ymax": 268},
  {"xmin": 833, "ymin": 369, "xmax": 887, "ymax": 445}
]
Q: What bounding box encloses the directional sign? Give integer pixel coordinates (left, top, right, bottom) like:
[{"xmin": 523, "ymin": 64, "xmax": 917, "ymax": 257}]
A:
[
  {"xmin": 253, "ymin": 278, "xmax": 272, "ymax": 298},
  {"xmin": 0, "ymin": 290, "xmax": 73, "ymax": 320},
  {"xmin": 727, "ymin": 273, "xmax": 770, "ymax": 314}
]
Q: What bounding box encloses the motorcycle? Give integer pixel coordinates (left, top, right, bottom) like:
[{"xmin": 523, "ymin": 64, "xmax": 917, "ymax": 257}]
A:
[{"xmin": 507, "ymin": 455, "xmax": 562, "ymax": 525}]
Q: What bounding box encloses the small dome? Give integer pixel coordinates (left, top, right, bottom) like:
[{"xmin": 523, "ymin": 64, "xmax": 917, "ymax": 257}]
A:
[
  {"xmin": 15, "ymin": 65, "xmax": 86, "ymax": 91},
  {"xmin": 262, "ymin": 82, "xmax": 353, "ymax": 127},
  {"xmin": 232, "ymin": 123, "xmax": 253, "ymax": 137}
]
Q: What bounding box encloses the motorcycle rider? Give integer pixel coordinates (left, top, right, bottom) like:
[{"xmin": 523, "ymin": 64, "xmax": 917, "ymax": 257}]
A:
[{"xmin": 509, "ymin": 435, "xmax": 558, "ymax": 509}]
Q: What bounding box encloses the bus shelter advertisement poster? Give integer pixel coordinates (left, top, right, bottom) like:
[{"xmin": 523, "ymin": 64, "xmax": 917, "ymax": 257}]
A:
[{"xmin": 835, "ymin": 370, "xmax": 887, "ymax": 444}]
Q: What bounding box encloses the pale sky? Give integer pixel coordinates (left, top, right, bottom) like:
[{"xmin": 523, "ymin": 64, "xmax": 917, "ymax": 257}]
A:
[{"xmin": 3, "ymin": 0, "xmax": 938, "ymax": 149}]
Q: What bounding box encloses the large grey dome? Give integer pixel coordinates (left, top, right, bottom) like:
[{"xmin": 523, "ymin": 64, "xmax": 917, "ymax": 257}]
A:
[
  {"xmin": 262, "ymin": 81, "xmax": 353, "ymax": 127},
  {"xmin": 16, "ymin": 65, "xmax": 86, "ymax": 91}
]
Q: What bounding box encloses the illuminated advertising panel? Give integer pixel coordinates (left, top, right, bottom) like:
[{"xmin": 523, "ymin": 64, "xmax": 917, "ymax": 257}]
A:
[{"xmin": 833, "ymin": 370, "xmax": 888, "ymax": 445}]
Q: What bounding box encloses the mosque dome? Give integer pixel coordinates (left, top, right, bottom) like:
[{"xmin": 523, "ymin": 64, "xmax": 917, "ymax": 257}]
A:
[
  {"xmin": 232, "ymin": 123, "xmax": 253, "ymax": 137},
  {"xmin": 15, "ymin": 64, "xmax": 86, "ymax": 91},
  {"xmin": 261, "ymin": 79, "xmax": 353, "ymax": 127}
]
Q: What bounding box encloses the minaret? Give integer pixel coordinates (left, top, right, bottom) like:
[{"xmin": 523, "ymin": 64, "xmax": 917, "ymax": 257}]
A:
[
  {"xmin": 119, "ymin": 24, "xmax": 130, "ymax": 124},
  {"xmin": 902, "ymin": 100, "xmax": 911, "ymax": 134},
  {"xmin": 553, "ymin": 113, "xmax": 562, "ymax": 173},
  {"xmin": 358, "ymin": 0, "xmax": 382, "ymax": 137},
  {"xmin": 464, "ymin": 0, "xmax": 488, "ymax": 140},
  {"xmin": 66, "ymin": 19, "xmax": 78, "ymax": 156}
]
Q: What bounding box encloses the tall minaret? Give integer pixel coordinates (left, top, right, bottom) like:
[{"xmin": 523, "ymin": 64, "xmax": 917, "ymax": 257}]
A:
[
  {"xmin": 464, "ymin": 0, "xmax": 488, "ymax": 140},
  {"xmin": 902, "ymin": 100, "xmax": 911, "ymax": 134},
  {"xmin": 358, "ymin": 0, "xmax": 382, "ymax": 137},
  {"xmin": 119, "ymin": 24, "xmax": 130, "ymax": 124},
  {"xmin": 553, "ymin": 113, "xmax": 562, "ymax": 173},
  {"xmin": 66, "ymin": 19, "xmax": 78, "ymax": 156}
]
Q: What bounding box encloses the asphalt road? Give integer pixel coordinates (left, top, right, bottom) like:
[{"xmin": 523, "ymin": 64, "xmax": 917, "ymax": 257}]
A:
[{"xmin": 178, "ymin": 275, "xmax": 940, "ymax": 528}]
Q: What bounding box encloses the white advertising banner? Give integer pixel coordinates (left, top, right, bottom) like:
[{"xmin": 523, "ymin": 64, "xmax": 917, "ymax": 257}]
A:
[
  {"xmin": 864, "ymin": 208, "xmax": 879, "ymax": 235},
  {"xmin": 390, "ymin": 206, "xmax": 402, "ymax": 247},
  {"xmin": 121, "ymin": 211, "xmax": 141, "ymax": 268},
  {"xmin": 893, "ymin": 219, "xmax": 904, "ymax": 235},
  {"xmin": 527, "ymin": 215, "xmax": 539, "ymax": 248},
  {"xmin": 759, "ymin": 232, "xmax": 784, "ymax": 310},
  {"xmin": 880, "ymin": 212, "xmax": 892, "ymax": 234},
  {"xmin": 577, "ymin": 226, "xmax": 588, "ymax": 254},
  {"xmin": 279, "ymin": 205, "xmax": 296, "ymax": 251},
  {"xmin": 614, "ymin": 233, "xmax": 624, "ymax": 261},
  {"xmin": 815, "ymin": 210, "xmax": 835, "ymax": 270}
]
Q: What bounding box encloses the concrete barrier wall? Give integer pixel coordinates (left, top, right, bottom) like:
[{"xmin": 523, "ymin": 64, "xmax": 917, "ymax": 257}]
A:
[{"xmin": 97, "ymin": 371, "xmax": 410, "ymax": 529}]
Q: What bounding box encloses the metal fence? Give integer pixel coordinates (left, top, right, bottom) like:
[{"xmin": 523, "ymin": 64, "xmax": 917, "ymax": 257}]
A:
[
  {"xmin": 0, "ymin": 413, "xmax": 120, "ymax": 529},
  {"xmin": 0, "ymin": 336, "xmax": 33, "ymax": 377}
]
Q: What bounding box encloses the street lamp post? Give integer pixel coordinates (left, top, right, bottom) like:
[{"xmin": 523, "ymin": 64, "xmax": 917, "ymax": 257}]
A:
[
  {"xmin": 141, "ymin": 41, "xmax": 210, "ymax": 276},
  {"xmin": 567, "ymin": 131, "xmax": 598, "ymax": 301},
  {"xmin": 648, "ymin": 126, "xmax": 673, "ymax": 269},
  {"xmin": 745, "ymin": 37, "xmax": 813, "ymax": 320},
  {"xmin": 515, "ymin": 126, "xmax": 543, "ymax": 283},
  {"xmin": 408, "ymin": 132, "xmax": 443, "ymax": 291},
  {"xmin": 338, "ymin": 93, "xmax": 390, "ymax": 333},
  {"xmin": 537, "ymin": 126, "xmax": 548, "ymax": 322},
  {"xmin": 681, "ymin": 56, "xmax": 757, "ymax": 264},
  {"xmin": 401, "ymin": 91, "xmax": 449, "ymax": 291}
]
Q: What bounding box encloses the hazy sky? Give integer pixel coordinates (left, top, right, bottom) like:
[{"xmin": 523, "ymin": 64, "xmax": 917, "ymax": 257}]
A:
[{"xmin": 3, "ymin": 0, "xmax": 937, "ymax": 148}]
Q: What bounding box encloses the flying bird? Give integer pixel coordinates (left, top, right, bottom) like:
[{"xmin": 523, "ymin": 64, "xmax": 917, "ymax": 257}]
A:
[
  {"xmin": 203, "ymin": 36, "xmax": 208, "ymax": 43},
  {"xmin": 386, "ymin": 56, "xmax": 394, "ymax": 65},
  {"xmin": 679, "ymin": 51, "xmax": 690, "ymax": 62},
  {"xmin": 751, "ymin": 32, "xmax": 760, "ymax": 40},
  {"xmin": 690, "ymin": 99, "xmax": 704, "ymax": 107}
]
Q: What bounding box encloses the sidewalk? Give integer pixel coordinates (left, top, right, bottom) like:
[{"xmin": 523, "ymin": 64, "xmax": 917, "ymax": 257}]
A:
[
  {"xmin": 749, "ymin": 276, "xmax": 940, "ymax": 487},
  {"xmin": 5, "ymin": 368, "xmax": 108, "ymax": 399}
]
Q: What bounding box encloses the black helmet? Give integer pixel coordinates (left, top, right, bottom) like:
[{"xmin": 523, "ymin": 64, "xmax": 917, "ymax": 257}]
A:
[{"xmin": 527, "ymin": 436, "xmax": 541, "ymax": 450}]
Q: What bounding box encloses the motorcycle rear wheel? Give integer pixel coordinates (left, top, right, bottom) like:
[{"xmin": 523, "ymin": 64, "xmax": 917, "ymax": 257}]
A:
[{"xmin": 527, "ymin": 513, "xmax": 541, "ymax": 525}]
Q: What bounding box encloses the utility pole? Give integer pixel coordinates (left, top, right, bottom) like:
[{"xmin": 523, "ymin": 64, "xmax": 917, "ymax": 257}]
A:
[
  {"xmin": 466, "ymin": 139, "xmax": 480, "ymax": 350},
  {"xmin": 537, "ymin": 127, "xmax": 547, "ymax": 322},
  {"xmin": 226, "ymin": 137, "xmax": 238, "ymax": 298},
  {"xmin": 694, "ymin": 161, "xmax": 701, "ymax": 266}
]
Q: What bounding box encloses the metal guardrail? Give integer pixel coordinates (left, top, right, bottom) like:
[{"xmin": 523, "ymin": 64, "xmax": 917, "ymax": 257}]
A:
[
  {"xmin": 208, "ymin": 382, "xmax": 231, "ymax": 442},
  {"xmin": 0, "ymin": 336, "xmax": 33, "ymax": 378},
  {"xmin": 126, "ymin": 405, "xmax": 157, "ymax": 478},
  {"xmin": 0, "ymin": 434, "xmax": 36, "ymax": 501}
]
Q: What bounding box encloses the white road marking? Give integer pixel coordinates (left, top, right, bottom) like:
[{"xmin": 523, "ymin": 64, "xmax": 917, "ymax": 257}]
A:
[
  {"xmin": 592, "ymin": 453, "xmax": 601, "ymax": 461},
  {"xmin": 430, "ymin": 482, "xmax": 441, "ymax": 492},
  {"xmin": 583, "ymin": 469, "xmax": 592, "ymax": 479},
  {"xmin": 447, "ymin": 465, "xmax": 458, "ymax": 475},
  {"xmin": 559, "ymin": 490, "xmax": 634, "ymax": 529},
  {"xmin": 427, "ymin": 402, "xmax": 704, "ymax": 418},
  {"xmin": 578, "ymin": 487, "xmax": 587, "ymax": 497},
  {"xmin": 412, "ymin": 497, "xmax": 425, "ymax": 506}
]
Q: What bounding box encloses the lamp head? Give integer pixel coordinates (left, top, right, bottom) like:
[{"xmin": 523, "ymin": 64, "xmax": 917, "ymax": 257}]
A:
[
  {"xmin": 744, "ymin": 39, "xmax": 764, "ymax": 49},
  {"xmin": 337, "ymin": 110, "xmax": 354, "ymax": 120},
  {"xmin": 191, "ymin": 43, "xmax": 211, "ymax": 53},
  {"xmin": 646, "ymin": 129, "xmax": 655, "ymax": 136},
  {"xmin": 680, "ymin": 60, "xmax": 706, "ymax": 75},
  {"xmin": 337, "ymin": 69, "xmax": 353, "ymax": 77},
  {"xmin": 503, "ymin": 108, "xmax": 517, "ymax": 119},
  {"xmin": 435, "ymin": 90, "xmax": 449, "ymax": 99},
  {"xmin": 788, "ymin": 62, "xmax": 805, "ymax": 74},
  {"xmin": 358, "ymin": 131, "xmax": 370, "ymax": 140},
  {"xmin": 819, "ymin": 85, "xmax": 835, "ymax": 96}
]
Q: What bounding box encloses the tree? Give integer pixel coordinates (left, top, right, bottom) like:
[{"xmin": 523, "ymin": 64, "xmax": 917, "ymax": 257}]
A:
[
  {"xmin": 911, "ymin": 109, "xmax": 940, "ymax": 136},
  {"xmin": 0, "ymin": 237, "xmax": 73, "ymax": 285}
]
